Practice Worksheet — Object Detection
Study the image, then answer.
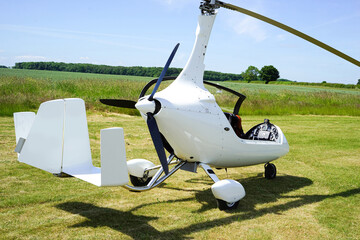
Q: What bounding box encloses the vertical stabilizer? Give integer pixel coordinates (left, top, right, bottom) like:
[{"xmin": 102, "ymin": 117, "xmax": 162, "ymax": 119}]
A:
[
  {"xmin": 100, "ymin": 128, "xmax": 129, "ymax": 186},
  {"xmin": 62, "ymin": 98, "xmax": 93, "ymax": 174},
  {"xmin": 18, "ymin": 100, "xmax": 65, "ymax": 173},
  {"xmin": 13, "ymin": 112, "xmax": 36, "ymax": 158}
]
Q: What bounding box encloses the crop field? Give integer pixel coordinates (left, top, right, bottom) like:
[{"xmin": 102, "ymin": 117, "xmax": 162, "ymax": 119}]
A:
[{"xmin": 0, "ymin": 68, "xmax": 359, "ymax": 239}]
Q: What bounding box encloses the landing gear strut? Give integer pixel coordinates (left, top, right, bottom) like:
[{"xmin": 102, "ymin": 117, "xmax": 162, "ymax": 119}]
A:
[{"xmin": 264, "ymin": 163, "xmax": 276, "ymax": 179}]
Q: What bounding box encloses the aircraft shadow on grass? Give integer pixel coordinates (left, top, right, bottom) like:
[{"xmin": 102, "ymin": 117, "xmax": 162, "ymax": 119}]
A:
[{"xmin": 56, "ymin": 175, "xmax": 360, "ymax": 239}]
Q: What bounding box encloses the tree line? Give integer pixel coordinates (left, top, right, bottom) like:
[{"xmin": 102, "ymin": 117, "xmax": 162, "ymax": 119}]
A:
[
  {"xmin": 241, "ymin": 65, "xmax": 280, "ymax": 84},
  {"xmin": 13, "ymin": 62, "xmax": 244, "ymax": 81}
]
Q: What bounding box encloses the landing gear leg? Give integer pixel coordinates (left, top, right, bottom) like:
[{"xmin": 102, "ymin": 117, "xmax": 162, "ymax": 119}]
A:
[{"xmin": 264, "ymin": 163, "xmax": 276, "ymax": 179}]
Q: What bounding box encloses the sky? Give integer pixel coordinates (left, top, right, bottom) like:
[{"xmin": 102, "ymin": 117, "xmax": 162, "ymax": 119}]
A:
[{"xmin": 0, "ymin": 0, "xmax": 359, "ymax": 84}]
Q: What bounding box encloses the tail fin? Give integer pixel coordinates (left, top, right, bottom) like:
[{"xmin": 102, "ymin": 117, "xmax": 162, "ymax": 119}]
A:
[
  {"xmin": 14, "ymin": 111, "xmax": 35, "ymax": 158},
  {"xmin": 13, "ymin": 98, "xmax": 128, "ymax": 186}
]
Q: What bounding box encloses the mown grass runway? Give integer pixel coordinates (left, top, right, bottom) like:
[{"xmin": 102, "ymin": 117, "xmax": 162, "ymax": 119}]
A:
[{"xmin": 0, "ymin": 69, "xmax": 359, "ymax": 239}]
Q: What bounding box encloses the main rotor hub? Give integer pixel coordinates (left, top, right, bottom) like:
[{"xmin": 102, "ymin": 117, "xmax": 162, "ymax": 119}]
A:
[{"xmin": 200, "ymin": 0, "xmax": 221, "ymax": 15}]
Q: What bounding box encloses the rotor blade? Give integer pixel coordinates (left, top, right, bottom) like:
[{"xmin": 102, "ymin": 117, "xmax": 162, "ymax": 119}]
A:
[
  {"xmin": 100, "ymin": 99, "xmax": 137, "ymax": 109},
  {"xmin": 146, "ymin": 113, "xmax": 169, "ymax": 175},
  {"xmin": 148, "ymin": 43, "xmax": 180, "ymax": 101},
  {"xmin": 219, "ymin": 2, "xmax": 360, "ymax": 67}
]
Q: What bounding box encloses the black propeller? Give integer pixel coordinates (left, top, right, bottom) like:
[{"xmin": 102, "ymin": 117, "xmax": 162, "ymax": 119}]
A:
[
  {"xmin": 100, "ymin": 43, "xmax": 179, "ymax": 175},
  {"xmin": 149, "ymin": 43, "xmax": 180, "ymax": 101},
  {"xmin": 146, "ymin": 113, "xmax": 169, "ymax": 175},
  {"xmin": 142, "ymin": 43, "xmax": 180, "ymax": 175},
  {"xmin": 100, "ymin": 43, "xmax": 180, "ymax": 112},
  {"xmin": 99, "ymin": 99, "xmax": 137, "ymax": 109}
]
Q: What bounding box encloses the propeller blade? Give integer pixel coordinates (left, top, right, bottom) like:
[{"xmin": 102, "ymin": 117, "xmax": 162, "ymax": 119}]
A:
[
  {"xmin": 148, "ymin": 43, "xmax": 180, "ymax": 101},
  {"xmin": 100, "ymin": 99, "xmax": 137, "ymax": 109},
  {"xmin": 146, "ymin": 113, "xmax": 169, "ymax": 175},
  {"xmin": 219, "ymin": 1, "xmax": 360, "ymax": 67}
]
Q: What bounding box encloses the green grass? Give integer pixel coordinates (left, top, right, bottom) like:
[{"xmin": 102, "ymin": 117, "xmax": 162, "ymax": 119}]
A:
[
  {"xmin": 0, "ymin": 114, "xmax": 359, "ymax": 239},
  {"xmin": 0, "ymin": 68, "xmax": 359, "ymax": 239},
  {"xmin": 0, "ymin": 68, "xmax": 153, "ymax": 82},
  {"xmin": 0, "ymin": 69, "xmax": 152, "ymax": 116},
  {"xmin": 224, "ymin": 81, "xmax": 360, "ymax": 95},
  {"xmin": 1, "ymin": 68, "xmax": 359, "ymax": 117},
  {"xmin": 211, "ymin": 82, "xmax": 360, "ymax": 116}
]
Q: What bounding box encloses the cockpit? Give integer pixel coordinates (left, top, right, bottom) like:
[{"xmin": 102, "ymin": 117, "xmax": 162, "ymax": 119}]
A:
[{"xmin": 140, "ymin": 77, "xmax": 280, "ymax": 142}]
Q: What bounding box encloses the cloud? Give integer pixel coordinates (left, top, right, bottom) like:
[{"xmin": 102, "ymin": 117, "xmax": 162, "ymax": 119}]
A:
[
  {"xmin": 154, "ymin": 0, "xmax": 196, "ymax": 10},
  {"xmin": 0, "ymin": 24, "xmax": 170, "ymax": 42},
  {"xmin": 229, "ymin": 14, "xmax": 267, "ymax": 42},
  {"xmin": 156, "ymin": 0, "xmax": 192, "ymax": 5},
  {"xmin": 160, "ymin": 0, "xmax": 175, "ymax": 4},
  {"xmin": 223, "ymin": 0, "xmax": 268, "ymax": 42},
  {"xmin": 0, "ymin": 24, "xmax": 173, "ymax": 51},
  {"xmin": 276, "ymin": 34, "xmax": 286, "ymax": 41},
  {"xmin": 15, "ymin": 55, "xmax": 47, "ymax": 61}
]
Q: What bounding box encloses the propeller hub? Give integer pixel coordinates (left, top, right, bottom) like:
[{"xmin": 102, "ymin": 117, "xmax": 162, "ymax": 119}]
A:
[{"xmin": 135, "ymin": 98, "xmax": 157, "ymax": 114}]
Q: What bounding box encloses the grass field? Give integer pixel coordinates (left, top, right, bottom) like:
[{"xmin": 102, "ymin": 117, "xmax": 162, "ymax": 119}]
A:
[
  {"xmin": 0, "ymin": 68, "xmax": 152, "ymax": 82},
  {"xmin": 1, "ymin": 114, "xmax": 359, "ymax": 239},
  {"xmin": 1, "ymin": 68, "xmax": 359, "ymax": 116},
  {"xmin": 0, "ymin": 68, "xmax": 359, "ymax": 239}
]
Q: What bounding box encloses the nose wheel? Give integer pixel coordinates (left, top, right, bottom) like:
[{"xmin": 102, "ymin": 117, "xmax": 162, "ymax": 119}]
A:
[
  {"xmin": 264, "ymin": 163, "xmax": 276, "ymax": 179},
  {"xmin": 199, "ymin": 163, "xmax": 246, "ymax": 211},
  {"xmin": 216, "ymin": 199, "xmax": 240, "ymax": 211}
]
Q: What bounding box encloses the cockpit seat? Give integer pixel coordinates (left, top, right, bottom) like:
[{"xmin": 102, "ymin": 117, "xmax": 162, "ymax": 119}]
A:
[{"xmin": 224, "ymin": 113, "xmax": 245, "ymax": 138}]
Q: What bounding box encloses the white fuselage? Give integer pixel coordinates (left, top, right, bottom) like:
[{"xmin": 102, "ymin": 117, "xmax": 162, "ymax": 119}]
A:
[{"xmin": 138, "ymin": 13, "xmax": 289, "ymax": 168}]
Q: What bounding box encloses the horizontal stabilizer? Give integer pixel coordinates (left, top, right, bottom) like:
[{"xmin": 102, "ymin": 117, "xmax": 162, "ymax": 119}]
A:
[{"xmin": 64, "ymin": 128, "xmax": 129, "ymax": 186}]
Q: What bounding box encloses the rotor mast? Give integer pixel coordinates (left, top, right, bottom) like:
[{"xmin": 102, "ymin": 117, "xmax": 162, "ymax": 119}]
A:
[{"xmin": 174, "ymin": 1, "xmax": 219, "ymax": 88}]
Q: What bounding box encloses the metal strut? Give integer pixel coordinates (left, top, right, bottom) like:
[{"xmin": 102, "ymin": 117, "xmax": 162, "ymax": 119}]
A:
[
  {"xmin": 199, "ymin": 163, "xmax": 220, "ymax": 183},
  {"xmin": 122, "ymin": 153, "xmax": 186, "ymax": 192}
]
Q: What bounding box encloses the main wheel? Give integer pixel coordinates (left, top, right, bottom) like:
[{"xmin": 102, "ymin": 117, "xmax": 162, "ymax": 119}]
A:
[
  {"xmin": 216, "ymin": 199, "xmax": 240, "ymax": 211},
  {"xmin": 130, "ymin": 175, "xmax": 152, "ymax": 187},
  {"xmin": 264, "ymin": 163, "xmax": 277, "ymax": 179}
]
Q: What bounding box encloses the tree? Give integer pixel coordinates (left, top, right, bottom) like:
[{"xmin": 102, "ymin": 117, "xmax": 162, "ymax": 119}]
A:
[
  {"xmin": 357, "ymin": 79, "xmax": 360, "ymax": 85},
  {"xmin": 242, "ymin": 66, "xmax": 260, "ymax": 83},
  {"xmin": 260, "ymin": 65, "xmax": 280, "ymax": 84}
]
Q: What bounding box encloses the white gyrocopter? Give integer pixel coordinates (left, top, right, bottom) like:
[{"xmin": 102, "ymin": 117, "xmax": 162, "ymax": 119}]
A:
[{"xmin": 14, "ymin": 0, "xmax": 359, "ymax": 210}]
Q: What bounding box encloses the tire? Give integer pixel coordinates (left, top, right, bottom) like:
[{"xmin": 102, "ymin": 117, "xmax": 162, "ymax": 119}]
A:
[
  {"xmin": 264, "ymin": 163, "xmax": 277, "ymax": 179},
  {"xmin": 130, "ymin": 175, "xmax": 152, "ymax": 187},
  {"xmin": 216, "ymin": 199, "xmax": 240, "ymax": 211}
]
